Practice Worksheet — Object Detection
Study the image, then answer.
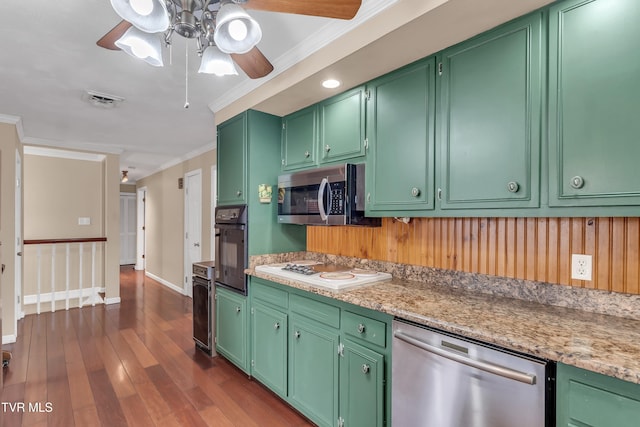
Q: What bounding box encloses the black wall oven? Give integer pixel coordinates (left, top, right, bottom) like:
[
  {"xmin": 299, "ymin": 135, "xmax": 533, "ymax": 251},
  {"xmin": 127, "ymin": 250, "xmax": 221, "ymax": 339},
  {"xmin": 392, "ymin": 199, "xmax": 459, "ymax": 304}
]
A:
[{"xmin": 214, "ymin": 205, "xmax": 248, "ymax": 295}]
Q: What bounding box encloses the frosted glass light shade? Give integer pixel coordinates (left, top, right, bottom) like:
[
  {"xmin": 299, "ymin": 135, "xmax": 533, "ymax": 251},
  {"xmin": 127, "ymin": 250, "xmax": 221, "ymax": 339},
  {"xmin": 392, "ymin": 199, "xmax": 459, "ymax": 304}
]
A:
[
  {"xmin": 198, "ymin": 46, "xmax": 238, "ymax": 76},
  {"xmin": 115, "ymin": 26, "xmax": 164, "ymax": 67},
  {"xmin": 214, "ymin": 3, "xmax": 262, "ymax": 54},
  {"xmin": 110, "ymin": 0, "xmax": 170, "ymax": 33}
]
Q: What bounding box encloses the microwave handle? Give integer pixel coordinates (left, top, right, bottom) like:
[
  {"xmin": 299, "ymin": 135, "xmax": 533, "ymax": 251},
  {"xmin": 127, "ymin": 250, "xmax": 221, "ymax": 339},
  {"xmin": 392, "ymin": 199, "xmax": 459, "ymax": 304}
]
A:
[{"xmin": 318, "ymin": 177, "xmax": 329, "ymax": 221}]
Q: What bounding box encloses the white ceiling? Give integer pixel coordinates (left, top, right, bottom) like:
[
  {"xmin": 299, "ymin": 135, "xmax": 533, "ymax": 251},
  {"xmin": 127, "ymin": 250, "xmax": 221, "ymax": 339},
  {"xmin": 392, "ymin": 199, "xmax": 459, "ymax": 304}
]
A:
[{"xmin": 0, "ymin": 0, "xmax": 554, "ymax": 183}]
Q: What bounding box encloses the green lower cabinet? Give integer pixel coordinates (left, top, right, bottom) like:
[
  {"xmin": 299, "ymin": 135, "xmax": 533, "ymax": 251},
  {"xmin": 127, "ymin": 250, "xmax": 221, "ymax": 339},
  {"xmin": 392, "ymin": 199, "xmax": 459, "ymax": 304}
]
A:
[
  {"xmin": 215, "ymin": 286, "xmax": 248, "ymax": 373},
  {"xmin": 557, "ymin": 363, "xmax": 640, "ymax": 427},
  {"xmin": 338, "ymin": 340, "xmax": 384, "ymax": 427},
  {"xmin": 288, "ymin": 315, "xmax": 340, "ymax": 427},
  {"xmin": 250, "ymin": 302, "xmax": 288, "ymax": 397}
]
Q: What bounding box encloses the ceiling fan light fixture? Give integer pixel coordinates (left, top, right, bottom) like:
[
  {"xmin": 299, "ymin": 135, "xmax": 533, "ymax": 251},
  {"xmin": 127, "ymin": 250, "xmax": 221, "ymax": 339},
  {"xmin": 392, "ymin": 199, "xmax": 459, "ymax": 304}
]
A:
[
  {"xmin": 109, "ymin": 0, "xmax": 170, "ymax": 33},
  {"xmin": 115, "ymin": 26, "xmax": 164, "ymax": 67},
  {"xmin": 198, "ymin": 46, "xmax": 238, "ymax": 76},
  {"xmin": 121, "ymin": 170, "xmax": 129, "ymax": 183},
  {"xmin": 214, "ymin": 3, "xmax": 262, "ymax": 54}
]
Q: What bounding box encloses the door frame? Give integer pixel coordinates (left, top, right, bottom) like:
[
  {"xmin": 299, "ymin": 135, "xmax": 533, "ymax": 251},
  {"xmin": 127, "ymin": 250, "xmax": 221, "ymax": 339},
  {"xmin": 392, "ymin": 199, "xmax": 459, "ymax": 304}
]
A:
[
  {"xmin": 211, "ymin": 164, "xmax": 217, "ymax": 261},
  {"xmin": 136, "ymin": 186, "xmax": 147, "ymax": 271},
  {"xmin": 15, "ymin": 149, "xmax": 24, "ymax": 330},
  {"xmin": 184, "ymin": 169, "xmax": 202, "ymax": 296}
]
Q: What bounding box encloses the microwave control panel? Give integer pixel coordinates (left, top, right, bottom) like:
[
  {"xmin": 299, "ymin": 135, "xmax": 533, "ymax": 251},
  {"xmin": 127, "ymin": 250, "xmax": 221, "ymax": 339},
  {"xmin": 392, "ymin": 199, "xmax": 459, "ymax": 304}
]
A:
[{"xmin": 328, "ymin": 182, "xmax": 346, "ymax": 214}]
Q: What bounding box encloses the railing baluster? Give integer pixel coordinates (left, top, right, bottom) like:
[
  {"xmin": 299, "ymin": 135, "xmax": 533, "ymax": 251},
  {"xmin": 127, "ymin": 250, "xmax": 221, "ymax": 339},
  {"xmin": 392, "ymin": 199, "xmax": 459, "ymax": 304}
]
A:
[
  {"xmin": 79, "ymin": 242, "xmax": 84, "ymax": 308},
  {"xmin": 66, "ymin": 243, "xmax": 70, "ymax": 311},
  {"xmin": 51, "ymin": 244, "xmax": 56, "ymax": 313},
  {"xmin": 37, "ymin": 245, "xmax": 42, "ymax": 315},
  {"xmin": 91, "ymin": 242, "xmax": 97, "ymax": 306}
]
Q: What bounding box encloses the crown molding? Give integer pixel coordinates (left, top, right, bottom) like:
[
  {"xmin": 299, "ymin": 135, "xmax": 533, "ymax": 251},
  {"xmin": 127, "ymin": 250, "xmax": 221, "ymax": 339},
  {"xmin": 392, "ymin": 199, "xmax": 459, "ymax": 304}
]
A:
[
  {"xmin": 139, "ymin": 140, "xmax": 216, "ymax": 181},
  {"xmin": 23, "ymin": 145, "xmax": 106, "ymax": 162},
  {"xmin": 208, "ymin": 0, "xmax": 397, "ymax": 113},
  {"xmin": 22, "ymin": 136, "xmax": 124, "ymax": 155},
  {"xmin": 0, "ymin": 114, "xmax": 25, "ymax": 141}
]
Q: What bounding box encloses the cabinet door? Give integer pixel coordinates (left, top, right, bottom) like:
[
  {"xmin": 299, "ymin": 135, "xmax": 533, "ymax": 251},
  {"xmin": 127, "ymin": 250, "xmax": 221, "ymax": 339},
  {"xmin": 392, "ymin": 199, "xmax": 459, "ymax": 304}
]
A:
[
  {"xmin": 549, "ymin": 0, "xmax": 640, "ymax": 206},
  {"xmin": 439, "ymin": 13, "xmax": 542, "ymax": 209},
  {"xmin": 339, "ymin": 340, "xmax": 384, "ymax": 427},
  {"xmin": 366, "ymin": 58, "xmax": 436, "ymax": 214},
  {"xmin": 251, "ymin": 302, "xmax": 288, "ymax": 397},
  {"xmin": 215, "ymin": 287, "xmax": 248, "ymax": 372},
  {"xmin": 289, "ymin": 316, "xmax": 339, "ymax": 427},
  {"xmin": 557, "ymin": 363, "xmax": 640, "ymax": 427},
  {"xmin": 281, "ymin": 105, "xmax": 317, "ymax": 170},
  {"xmin": 319, "ymin": 87, "xmax": 366, "ymax": 164},
  {"xmin": 217, "ymin": 114, "xmax": 247, "ymax": 205}
]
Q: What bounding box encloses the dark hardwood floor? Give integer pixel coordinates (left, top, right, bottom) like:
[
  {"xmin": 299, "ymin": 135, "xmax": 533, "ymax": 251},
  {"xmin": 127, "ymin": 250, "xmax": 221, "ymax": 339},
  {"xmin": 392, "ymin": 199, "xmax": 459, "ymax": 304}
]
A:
[{"xmin": 1, "ymin": 267, "xmax": 313, "ymax": 426}]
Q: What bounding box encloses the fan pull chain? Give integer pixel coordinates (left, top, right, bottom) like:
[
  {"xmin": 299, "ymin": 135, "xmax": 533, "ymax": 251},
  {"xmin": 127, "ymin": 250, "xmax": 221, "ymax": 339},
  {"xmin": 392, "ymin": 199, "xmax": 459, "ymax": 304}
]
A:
[
  {"xmin": 169, "ymin": 42, "xmax": 173, "ymax": 66},
  {"xmin": 184, "ymin": 40, "xmax": 190, "ymax": 109}
]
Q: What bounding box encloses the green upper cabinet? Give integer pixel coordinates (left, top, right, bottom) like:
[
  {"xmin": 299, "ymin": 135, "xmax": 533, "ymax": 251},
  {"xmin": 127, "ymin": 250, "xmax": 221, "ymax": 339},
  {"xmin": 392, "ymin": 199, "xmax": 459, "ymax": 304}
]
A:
[
  {"xmin": 557, "ymin": 363, "xmax": 640, "ymax": 427},
  {"xmin": 438, "ymin": 12, "xmax": 542, "ymax": 209},
  {"xmin": 549, "ymin": 0, "xmax": 640, "ymax": 207},
  {"xmin": 217, "ymin": 113, "xmax": 247, "ymax": 205},
  {"xmin": 281, "ymin": 105, "xmax": 318, "ymax": 170},
  {"xmin": 366, "ymin": 58, "xmax": 436, "ymax": 214},
  {"xmin": 319, "ymin": 86, "xmax": 366, "ymax": 164}
]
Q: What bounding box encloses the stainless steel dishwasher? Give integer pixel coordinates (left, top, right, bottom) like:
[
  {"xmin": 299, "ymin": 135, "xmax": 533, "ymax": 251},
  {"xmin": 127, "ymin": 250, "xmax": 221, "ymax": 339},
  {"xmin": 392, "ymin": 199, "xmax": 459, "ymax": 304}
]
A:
[{"xmin": 392, "ymin": 319, "xmax": 555, "ymax": 427}]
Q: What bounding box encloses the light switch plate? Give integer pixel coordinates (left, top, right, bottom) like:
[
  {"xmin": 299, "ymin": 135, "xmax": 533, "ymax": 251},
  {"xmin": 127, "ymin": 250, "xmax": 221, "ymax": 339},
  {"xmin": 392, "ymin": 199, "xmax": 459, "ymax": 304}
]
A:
[
  {"xmin": 571, "ymin": 254, "xmax": 592, "ymax": 281},
  {"xmin": 78, "ymin": 217, "xmax": 91, "ymax": 225}
]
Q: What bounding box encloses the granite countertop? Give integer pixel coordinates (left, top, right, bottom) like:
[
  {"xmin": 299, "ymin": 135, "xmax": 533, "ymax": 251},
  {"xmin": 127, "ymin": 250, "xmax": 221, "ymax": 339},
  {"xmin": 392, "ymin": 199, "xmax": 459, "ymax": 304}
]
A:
[{"xmin": 247, "ymin": 256, "xmax": 640, "ymax": 385}]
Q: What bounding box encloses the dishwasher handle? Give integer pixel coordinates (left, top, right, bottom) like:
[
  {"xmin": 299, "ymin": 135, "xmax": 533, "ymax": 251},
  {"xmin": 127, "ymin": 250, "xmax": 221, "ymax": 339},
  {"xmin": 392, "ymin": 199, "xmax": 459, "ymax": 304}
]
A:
[{"xmin": 394, "ymin": 330, "xmax": 537, "ymax": 385}]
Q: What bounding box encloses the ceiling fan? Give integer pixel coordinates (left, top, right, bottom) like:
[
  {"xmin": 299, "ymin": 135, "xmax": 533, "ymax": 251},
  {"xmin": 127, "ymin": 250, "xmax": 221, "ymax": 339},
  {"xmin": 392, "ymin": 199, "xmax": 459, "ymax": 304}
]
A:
[{"xmin": 97, "ymin": 0, "xmax": 362, "ymax": 79}]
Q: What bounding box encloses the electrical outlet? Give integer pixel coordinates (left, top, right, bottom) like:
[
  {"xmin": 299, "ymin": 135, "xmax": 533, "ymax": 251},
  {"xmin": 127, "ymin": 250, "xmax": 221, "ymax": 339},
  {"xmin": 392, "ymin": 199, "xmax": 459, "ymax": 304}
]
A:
[{"xmin": 571, "ymin": 254, "xmax": 592, "ymax": 281}]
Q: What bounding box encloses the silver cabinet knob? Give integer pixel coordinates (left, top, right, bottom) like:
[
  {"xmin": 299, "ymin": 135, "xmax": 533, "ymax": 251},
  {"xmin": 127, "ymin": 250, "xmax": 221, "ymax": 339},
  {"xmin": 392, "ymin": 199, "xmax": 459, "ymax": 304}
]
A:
[
  {"xmin": 570, "ymin": 176, "xmax": 585, "ymax": 189},
  {"xmin": 235, "ymin": 306, "xmax": 241, "ymax": 313},
  {"xmin": 274, "ymin": 322, "xmax": 280, "ymax": 330},
  {"xmin": 304, "ymin": 150, "xmax": 310, "ymax": 158},
  {"xmin": 357, "ymin": 323, "xmax": 366, "ymax": 334},
  {"xmin": 362, "ymin": 364, "xmax": 370, "ymax": 374},
  {"xmin": 325, "ymin": 145, "xmax": 331, "ymax": 152},
  {"xmin": 411, "ymin": 187, "xmax": 421, "ymax": 197},
  {"xmin": 507, "ymin": 181, "xmax": 520, "ymax": 193},
  {"xmin": 294, "ymin": 331, "xmax": 301, "ymax": 339},
  {"xmin": 236, "ymin": 190, "xmax": 242, "ymax": 197}
]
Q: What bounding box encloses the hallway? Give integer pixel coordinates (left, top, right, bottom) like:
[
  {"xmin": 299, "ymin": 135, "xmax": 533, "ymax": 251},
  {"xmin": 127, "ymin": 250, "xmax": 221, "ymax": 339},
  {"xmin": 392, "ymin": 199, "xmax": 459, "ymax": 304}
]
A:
[{"xmin": 1, "ymin": 267, "xmax": 312, "ymax": 426}]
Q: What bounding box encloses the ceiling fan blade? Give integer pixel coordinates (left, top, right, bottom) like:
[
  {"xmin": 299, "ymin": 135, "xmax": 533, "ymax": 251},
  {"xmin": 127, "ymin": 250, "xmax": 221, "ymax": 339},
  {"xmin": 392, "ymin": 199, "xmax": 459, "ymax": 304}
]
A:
[
  {"xmin": 96, "ymin": 20, "xmax": 132, "ymax": 50},
  {"xmin": 231, "ymin": 47, "xmax": 274, "ymax": 79},
  {"xmin": 243, "ymin": 0, "xmax": 362, "ymax": 20}
]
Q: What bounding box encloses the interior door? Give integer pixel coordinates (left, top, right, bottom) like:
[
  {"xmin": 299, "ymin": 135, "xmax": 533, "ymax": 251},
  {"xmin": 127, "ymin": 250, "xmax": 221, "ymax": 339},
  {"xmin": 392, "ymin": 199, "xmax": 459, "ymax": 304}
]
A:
[
  {"xmin": 136, "ymin": 187, "xmax": 146, "ymax": 271},
  {"xmin": 119, "ymin": 193, "xmax": 137, "ymax": 264},
  {"xmin": 184, "ymin": 169, "xmax": 202, "ymax": 296}
]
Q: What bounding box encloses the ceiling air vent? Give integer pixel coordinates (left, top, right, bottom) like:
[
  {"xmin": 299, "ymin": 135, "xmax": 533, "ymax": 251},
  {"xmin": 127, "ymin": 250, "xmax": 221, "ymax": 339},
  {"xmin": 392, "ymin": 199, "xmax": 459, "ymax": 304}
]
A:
[{"xmin": 83, "ymin": 90, "xmax": 125, "ymax": 109}]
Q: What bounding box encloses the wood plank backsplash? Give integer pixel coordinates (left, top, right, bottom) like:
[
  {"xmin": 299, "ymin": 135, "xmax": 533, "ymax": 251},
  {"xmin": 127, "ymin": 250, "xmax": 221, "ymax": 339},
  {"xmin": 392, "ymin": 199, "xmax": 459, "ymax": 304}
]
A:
[{"xmin": 307, "ymin": 217, "xmax": 640, "ymax": 295}]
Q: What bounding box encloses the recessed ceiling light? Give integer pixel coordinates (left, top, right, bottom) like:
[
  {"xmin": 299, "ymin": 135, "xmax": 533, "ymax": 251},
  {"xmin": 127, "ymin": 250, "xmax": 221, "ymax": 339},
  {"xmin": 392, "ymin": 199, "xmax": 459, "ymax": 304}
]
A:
[{"xmin": 322, "ymin": 79, "xmax": 341, "ymax": 89}]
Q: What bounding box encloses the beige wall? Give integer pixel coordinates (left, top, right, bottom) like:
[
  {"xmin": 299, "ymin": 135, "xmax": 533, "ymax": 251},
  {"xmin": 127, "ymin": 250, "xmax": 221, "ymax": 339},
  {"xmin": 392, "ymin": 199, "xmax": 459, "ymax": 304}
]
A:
[
  {"xmin": 120, "ymin": 183, "xmax": 136, "ymax": 193},
  {"xmin": 0, "ymin": 122, "xmax": 22, "ymax": 341},
  {"xmin": 22, "ymin": 149, "xmax": 120, "ymax": 312},
  {"xmin": 137, "ymin": 149, "xmax": 215, "ymax": 289}
]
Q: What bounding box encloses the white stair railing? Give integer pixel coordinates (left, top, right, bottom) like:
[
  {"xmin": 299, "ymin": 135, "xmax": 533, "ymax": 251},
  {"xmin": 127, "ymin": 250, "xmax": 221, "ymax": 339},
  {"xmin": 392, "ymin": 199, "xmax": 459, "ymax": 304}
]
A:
[{"xmin": 23, "ymin": 238, "xmax": 107, "ymax": 314}]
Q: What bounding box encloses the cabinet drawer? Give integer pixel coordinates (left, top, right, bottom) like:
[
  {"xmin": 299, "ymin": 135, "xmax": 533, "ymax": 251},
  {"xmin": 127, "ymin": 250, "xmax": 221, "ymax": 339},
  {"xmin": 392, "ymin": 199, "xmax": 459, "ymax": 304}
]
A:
[
  {"xmin": 342, "ymin": 311, "xmax": 386, "ymax": 348},
  {"xmin": 252, "ymin": 279, "xmax": 288, "ymax": 309},
  {"xmin": 290, "ymin": 294, "xmax": 340, "ymax": 329}
]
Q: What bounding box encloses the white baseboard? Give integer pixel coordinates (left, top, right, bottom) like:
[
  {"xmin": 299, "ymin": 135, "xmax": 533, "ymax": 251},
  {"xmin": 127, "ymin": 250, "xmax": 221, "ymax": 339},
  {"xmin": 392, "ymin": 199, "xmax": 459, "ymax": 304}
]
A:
[
  {"xmin": 24, "ymin": 287, "xmax": 103, "ymax": 305},
  {"xmin": 105, "ymin": 297, "xmax": 122, "ymax": 305},
  {"xmin": 145, "ymin": 271, "xmax": 185, "ymax": 295},
  {"xmin": 2, "ymin": 334, "xmax": 17, "ymax": 345}
]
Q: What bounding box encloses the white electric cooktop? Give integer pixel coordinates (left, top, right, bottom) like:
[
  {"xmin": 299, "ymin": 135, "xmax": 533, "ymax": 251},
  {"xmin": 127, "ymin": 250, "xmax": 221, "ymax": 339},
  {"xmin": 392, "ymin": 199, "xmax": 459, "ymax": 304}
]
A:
[{"xmin": 255, "ymin": 260, "xmax": 392, "ymax": 291}]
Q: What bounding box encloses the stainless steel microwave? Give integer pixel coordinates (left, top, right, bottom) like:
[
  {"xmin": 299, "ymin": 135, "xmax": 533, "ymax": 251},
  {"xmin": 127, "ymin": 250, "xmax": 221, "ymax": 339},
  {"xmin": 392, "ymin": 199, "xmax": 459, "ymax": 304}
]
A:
[{"xmin": 277, "ymin": 163, "xmax": 380, "ymax": 226}]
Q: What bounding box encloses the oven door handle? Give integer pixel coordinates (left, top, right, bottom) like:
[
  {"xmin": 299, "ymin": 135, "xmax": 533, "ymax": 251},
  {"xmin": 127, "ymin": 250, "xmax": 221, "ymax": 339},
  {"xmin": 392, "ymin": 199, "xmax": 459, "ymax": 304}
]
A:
[
  {"xmin": 214, "ymin": 228, "xmax": 221, "ymax": 279},
  {"xmin": 393, "ymin": 330, "xmax": 536, "ymax": 385},
  {"xmin": 318, "ymin": 177, "xmax": 329, "ymax": 222}
]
